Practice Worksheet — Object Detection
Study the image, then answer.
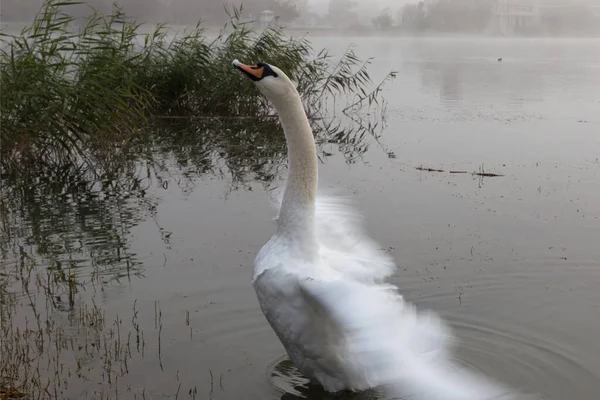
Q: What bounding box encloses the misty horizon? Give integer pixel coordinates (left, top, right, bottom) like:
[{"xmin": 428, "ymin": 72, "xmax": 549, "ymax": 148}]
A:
[{"xmin": 2, "ymin": 0, "xmax": 600, "ymax": 36}]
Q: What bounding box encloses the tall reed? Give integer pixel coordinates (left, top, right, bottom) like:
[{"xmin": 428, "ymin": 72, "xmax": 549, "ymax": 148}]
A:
[{"xmin": 1, "ymin": 0, "xmax": 395, "ymax": 172}]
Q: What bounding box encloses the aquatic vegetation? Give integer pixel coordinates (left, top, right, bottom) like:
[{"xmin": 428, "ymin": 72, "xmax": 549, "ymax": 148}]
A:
[
  {"xmin": 0, "ymin": 0, "xmax": 395, "ymax": 172},
  {"xmin": 0, "ymin": 2, "xmax": 149, "ymax": 171},
  {"xmin": 0, "ymin": 3, "xmax": 396, "ymax": 398},
  {"xmin": 0, "ymin": 253, "xmax": 156, "ymax": 399}
]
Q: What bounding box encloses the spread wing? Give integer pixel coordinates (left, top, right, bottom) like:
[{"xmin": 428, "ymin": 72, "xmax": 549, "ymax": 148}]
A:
[
  {"xmin": 298, "ymin": 277, "xmax": 519, "ymax": 400},
  {"xmin": 314, "ymin": 195, "xmax": 397, "ymax": 283},
  {"xmin": 267, "ymin": 192, "xmax": 395, "ymax": 283}
]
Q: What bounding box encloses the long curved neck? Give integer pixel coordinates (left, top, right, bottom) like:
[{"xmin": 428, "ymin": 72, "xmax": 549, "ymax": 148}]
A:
[{"xmin": 273, "ymin": 92, "xmax": 318, "ymax": 249}]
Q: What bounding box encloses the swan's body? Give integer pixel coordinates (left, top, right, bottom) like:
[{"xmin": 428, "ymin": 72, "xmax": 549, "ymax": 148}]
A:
[{"xmin": 233, "ymin": 59, "xmax": 520, "ymax": 399}]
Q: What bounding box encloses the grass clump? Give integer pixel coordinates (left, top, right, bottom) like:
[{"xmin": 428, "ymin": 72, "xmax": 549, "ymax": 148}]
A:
[
  {"xmin": 0, "ymin": 1, "xmax": 150, "ymax": 170},
  {"xmin": 1, "ymin": 0, "xmax": 395, "ymax": 173}
]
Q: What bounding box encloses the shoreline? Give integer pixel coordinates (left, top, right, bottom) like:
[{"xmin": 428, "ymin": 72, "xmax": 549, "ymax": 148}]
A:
[{"xmin": 2, "ymin": 21, "xmax": 600, "ymax": 39}]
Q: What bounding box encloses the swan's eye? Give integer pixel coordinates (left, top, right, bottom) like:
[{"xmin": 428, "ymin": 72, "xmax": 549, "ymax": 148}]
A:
[{"xmin": 261, "ymin": 64, "xmax": 279, "ymax": 79}]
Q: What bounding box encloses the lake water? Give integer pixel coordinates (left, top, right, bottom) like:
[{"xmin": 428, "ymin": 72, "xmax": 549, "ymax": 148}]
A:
[{"xmin": 2, "ymin": 37, "xmax": 599, "ymax": 399}]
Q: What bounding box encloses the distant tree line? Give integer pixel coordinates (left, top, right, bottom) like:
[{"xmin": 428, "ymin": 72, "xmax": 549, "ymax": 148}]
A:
[
  {"xmin": 394, "ymin": 0, "xmax": 492, "ymax": 33},
  {"xmin": 538, "ymin": 3, "xmax": 599, "ymax": 35},
  {"xmin": 0, "ymin": 0, "xmax": 307, "ymax": 25},
  {"xmin": 366, "ymin": 0, "xmax": 600, "ymax": 35},
  {"xmin": 2, "ymin": 0, "xmax": 598, "ymax": 35}
]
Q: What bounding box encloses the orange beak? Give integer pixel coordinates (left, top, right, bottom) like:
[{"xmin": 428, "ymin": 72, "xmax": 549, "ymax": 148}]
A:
[{"xmin": 232, "ymin": 59, "xmax": 264, "ymax": 81}]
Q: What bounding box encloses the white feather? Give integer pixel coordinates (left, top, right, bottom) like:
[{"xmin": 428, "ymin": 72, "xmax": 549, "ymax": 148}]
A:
[
  {"xmin": 254, "ymin": 194, "xmax": 519, "ymax": 398},
  {"xmin": 238, "ymin": 60, "xmax": 525, "ymax": 399}
]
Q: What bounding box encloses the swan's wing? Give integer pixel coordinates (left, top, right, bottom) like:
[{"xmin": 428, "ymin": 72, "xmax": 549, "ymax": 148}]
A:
[
  {"xmin": 298, "ymin": 277, "xmax": 519, "ymax": 400},
  {"xmin": 314, "ymin": 195, "xmax": 397, "ymax": 283}
]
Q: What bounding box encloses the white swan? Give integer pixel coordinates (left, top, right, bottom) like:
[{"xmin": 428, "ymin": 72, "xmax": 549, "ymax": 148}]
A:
[{"xmin": 233, "ymin": 59, "xmax": 519, "ymax": 399}]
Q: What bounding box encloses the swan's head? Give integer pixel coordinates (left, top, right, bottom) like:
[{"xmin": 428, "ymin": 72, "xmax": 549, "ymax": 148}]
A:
[{"xmin": 232, "ymin": 59, "xmax": 296, "ymax": 100}]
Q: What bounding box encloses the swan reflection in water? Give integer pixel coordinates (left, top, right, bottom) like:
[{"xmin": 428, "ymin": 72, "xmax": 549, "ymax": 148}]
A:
[{"xmin": 273, "ymin": 357, "xmax": 384, "ymax": 400}]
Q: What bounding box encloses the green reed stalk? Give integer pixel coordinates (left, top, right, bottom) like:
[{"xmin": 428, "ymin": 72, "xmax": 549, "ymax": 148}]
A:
[{"xmin": 0, "ymin": 0, "xmax": 395, "ymax": 172}]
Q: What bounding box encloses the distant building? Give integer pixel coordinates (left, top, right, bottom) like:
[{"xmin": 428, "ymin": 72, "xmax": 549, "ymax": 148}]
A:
[
  {"xmin": 488, "ymin": 0, "xmax": 540, "ymax": 35},
  {"xmin": 259, "ymin": 10, "xmax": 275, "ymax": 29},
  {"xmin": 422, "ymin": 0, "xmax": 440, "ymax": 14}
]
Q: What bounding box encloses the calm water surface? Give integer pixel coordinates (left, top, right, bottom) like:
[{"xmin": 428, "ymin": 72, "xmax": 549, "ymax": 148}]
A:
[{"xmin": 2, "ymin": 37, "xmax": 600, "ymax": 399}]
